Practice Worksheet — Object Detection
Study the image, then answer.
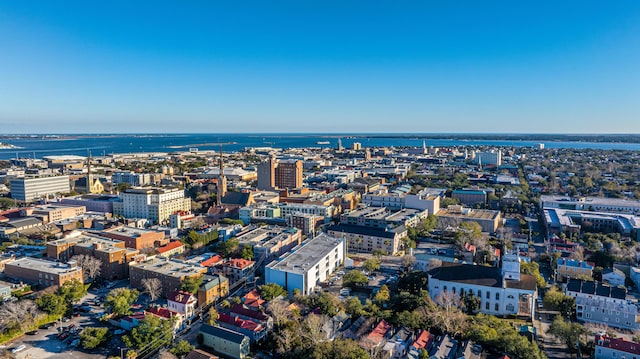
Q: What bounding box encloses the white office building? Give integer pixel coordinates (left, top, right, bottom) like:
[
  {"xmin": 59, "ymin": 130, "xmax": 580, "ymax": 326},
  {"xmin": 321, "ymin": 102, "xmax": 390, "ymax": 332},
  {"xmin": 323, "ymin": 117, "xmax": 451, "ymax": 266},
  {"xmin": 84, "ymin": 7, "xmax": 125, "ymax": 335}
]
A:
[
  {"xmin": 265, "ymin": 233, "xmax": 345, "ymax": 296},
  {"xmin": 10, "ymin": 175, "xmax": 70, "ymax": 202}
]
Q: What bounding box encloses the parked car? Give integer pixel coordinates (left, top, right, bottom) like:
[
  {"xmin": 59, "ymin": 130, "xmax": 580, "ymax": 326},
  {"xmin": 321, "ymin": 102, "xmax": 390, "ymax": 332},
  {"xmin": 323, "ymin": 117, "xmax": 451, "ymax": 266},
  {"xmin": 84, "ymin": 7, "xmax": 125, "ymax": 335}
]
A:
[
  {"xmin": 10, "ymin": 345, "xmax": 26, "ymax": 353},
  {"xmin": 39, "ymin": 324, "xmax": 53, "ymax": 330},
  {"xmin": 26, "ymin": 330, "xmax": 39, "ymax": 335},
  {"xmin": 114, "ymin": 329, "xmax": 126, "ymax": 335}
]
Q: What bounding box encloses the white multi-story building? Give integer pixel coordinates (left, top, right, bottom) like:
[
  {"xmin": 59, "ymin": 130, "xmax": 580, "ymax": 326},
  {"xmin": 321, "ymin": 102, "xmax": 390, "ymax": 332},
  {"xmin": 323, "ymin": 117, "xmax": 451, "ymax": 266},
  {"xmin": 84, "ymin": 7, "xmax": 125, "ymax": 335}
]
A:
[
  {"xmin": 265, "ymin": 233, "xmax": 345, "ymax": 296},
  {"xmin": 540, "ymin": 195, "xmax": 640, "ymax": 215},
  {"xmin": 10, "ymin": 175, "xmax": 70, "ymax": 202},
  {"xmin": 566, "ymin": 278, "xmax": 639, "ymax": 330},
  {"xmin": 475, "ymin": 150, "xmax": 502, "ymax": 166},
  {"xmin": 428, "ymin": 254, "xmax": 537, "ymax": 318},
  {"xmin": 167, "ymin": 290, "xmax": 198, "ymax": 320},
  {"xmin": 113, "ymin": 187, "xmax": 191, "ymax": 225}
]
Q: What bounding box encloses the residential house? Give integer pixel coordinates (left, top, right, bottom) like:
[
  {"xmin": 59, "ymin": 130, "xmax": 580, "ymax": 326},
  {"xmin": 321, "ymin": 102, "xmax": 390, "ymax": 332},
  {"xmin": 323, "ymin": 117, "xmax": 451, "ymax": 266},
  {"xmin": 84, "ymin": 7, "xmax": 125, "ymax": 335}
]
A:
[
  {"xmin": 407, "ymin": 330, "xmax": 434, "ymax": 359},
  {"xmin": 556, "ymin": 258, "xmax": 594, "ymax": 282},
  {"xmin": 220, "ymin": 258, "xmax": 254, "ymax": 284},
  {"xmin": 157, "ymin": 241, "xmax": 185, "ymax": 257},
  {"xmin": 217, "ymin": 313, "xmax": 267, "ymax": 342},
  {"xmin": 198, "ymin": 274, "xmax": 229, "ymax": 307},
  {"xmin": 145, "ymin": 306, "xmax": 185, "ymax": 332},
  {"xmin": 359, "ymin": 319, "xmax": 393, "ymax": 352},
  {"xmin": 199, "ymin": 324, "xmax": 251, "ymax": 359},
  {"xmin": 167, "ymin": 290, "xmax": 198, "ymax": 321},
  {"xmin": 430, "ymin": 335, "xmax": 458, "ymax": 359}
]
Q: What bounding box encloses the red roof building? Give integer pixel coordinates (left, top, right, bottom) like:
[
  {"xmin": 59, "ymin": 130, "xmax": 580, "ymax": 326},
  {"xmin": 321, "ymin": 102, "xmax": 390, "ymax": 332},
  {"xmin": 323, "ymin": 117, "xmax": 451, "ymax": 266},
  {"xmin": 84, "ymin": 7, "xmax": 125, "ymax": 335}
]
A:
[
  {"xmin": 157, "ymin": 241, "xmax": 185, "ymax": 257},
  {"xmin": 201, "ymin": 255, "xmax": 224, "ymax": 267},
  {"xmin": 596, "ymin": 334, "xmax": 640, "ymax": 358},
  {"xmin": 411, "ymin": 330, "xmax": 434, "ymax": 352},
  {"xmin": 360, "ymin": 320, "xmax": 392, "ymax": 349}
]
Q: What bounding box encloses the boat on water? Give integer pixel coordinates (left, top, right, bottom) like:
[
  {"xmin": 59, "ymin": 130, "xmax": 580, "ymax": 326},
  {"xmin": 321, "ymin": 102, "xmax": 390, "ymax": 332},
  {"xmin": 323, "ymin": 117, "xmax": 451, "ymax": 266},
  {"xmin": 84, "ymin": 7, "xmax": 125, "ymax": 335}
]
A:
[{"xmin": 316, "ymin": 141, "xmax": 330, "ymax": 145}]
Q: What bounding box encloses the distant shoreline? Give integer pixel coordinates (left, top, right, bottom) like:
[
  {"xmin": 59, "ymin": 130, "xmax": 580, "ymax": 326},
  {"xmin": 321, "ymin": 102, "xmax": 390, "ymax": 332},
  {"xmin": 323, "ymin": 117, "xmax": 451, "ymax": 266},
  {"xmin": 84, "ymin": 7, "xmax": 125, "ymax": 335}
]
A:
[{"xmin": 1, "ymin": 133, "xmax": 640, "ymax": 144}]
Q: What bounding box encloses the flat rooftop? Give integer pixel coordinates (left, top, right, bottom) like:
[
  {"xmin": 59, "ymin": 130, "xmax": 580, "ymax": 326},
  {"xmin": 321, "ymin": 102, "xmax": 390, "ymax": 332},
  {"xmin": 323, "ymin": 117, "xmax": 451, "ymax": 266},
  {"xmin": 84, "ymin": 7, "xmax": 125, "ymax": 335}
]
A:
[
  {"xmin": 437, "ymin": 208, "xmax": 499, "ymax": 220},
  {"xmin": 6, "ymin": 257, "xmax": 82, "ymax": 275},
  {"xmin": 104, "ymin": 226, "xmax": 162, "ymax": 237},
  {"xmin": 132, "ymin": 257, "xmax": 206, "ymax": 278},
  {"xmin": 267, "ymin": 233, "xmax": 343, "ymax": 275}
]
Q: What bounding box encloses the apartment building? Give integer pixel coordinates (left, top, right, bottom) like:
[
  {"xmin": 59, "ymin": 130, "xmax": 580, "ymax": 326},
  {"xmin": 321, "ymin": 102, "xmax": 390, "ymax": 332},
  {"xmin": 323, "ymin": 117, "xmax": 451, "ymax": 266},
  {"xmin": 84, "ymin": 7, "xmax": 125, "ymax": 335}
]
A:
[
  {"xmin": 566, "ymin": 278, "xmax": 639, "ymax": 330},
  {"xmin": 265, "ymin": 233, "xmax": 345, "ymax": 296},
  {"xmin": 129, "ymin": 257, "xmax": 207, "ymax": 298},
  {"xmin": 101, "ymin": 226, "xmax": 167, "ymax": 250},
  {"xmin": 10, "ymin": 175, "xmax": 70, "ymax": 203},
  {"xmin": 113, "ymin": 187, "xmax": 191, "ymax": 225},
  {"xmin": 219, "ymin": 259, "xmax": 254, "ymax": 284},
  {"xmin": 111, "ymin": 171, "xmax": 156, "ymax": 186},
  {"xmin": 235, "ymin": 226, "xmax": 302, "ymax": 264},
  {"xmin": 4, "ymin": 257, "xmax": 83, "ymax": 288},
  {"xmin": 198, "ymin": 274, "xmax": 230, "ymax": 306},
  {"xmin": 595, "ymin": 334, "xmax": 640, "ymax": 359},
  {"xmin": 327, "ymin": 224, "xmax": 406, "ymax": 255},
  {"xmin": 556, "ymin": 258, "xmax": 594, "ymax": 281}
]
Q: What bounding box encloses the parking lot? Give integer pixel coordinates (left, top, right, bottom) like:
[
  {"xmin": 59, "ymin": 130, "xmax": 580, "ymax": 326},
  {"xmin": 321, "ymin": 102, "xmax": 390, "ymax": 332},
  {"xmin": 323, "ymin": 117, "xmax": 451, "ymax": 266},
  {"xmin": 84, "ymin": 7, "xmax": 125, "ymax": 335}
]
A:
[{"xmin": 5, "ymin": 280, "xmax": 130, "ymax": 359}]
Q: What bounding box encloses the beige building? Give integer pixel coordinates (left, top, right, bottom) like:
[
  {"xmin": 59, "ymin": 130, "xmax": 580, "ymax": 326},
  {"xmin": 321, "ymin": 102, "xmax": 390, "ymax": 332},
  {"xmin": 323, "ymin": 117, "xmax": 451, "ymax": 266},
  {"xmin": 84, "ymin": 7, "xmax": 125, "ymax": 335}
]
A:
[
  {"xmin": 4, "ymin": 257, "xmax": 83, "ymax": 288},
  {"xmin": 327, "ymin": 224, "xmax": 407, "ymax": 255},
  {"xmin": 436, "ymin": 205, "xmax": 502, "ymax": 233},
  {"xmin": 32, "ymin": 204, "xmax": 86, "ymax": 224}
]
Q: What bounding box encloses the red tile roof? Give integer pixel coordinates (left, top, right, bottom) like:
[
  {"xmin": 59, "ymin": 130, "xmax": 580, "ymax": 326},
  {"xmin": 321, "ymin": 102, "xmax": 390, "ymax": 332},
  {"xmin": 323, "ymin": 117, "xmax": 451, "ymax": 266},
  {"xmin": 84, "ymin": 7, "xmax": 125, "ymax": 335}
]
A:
[
  {"xmin": 157, "ymin": 241, "xmax": 184, "ymax": 254},
  {"xmin": 596, "ymin": 334, "xmax": 640, "ymax": 355},
  {"xmin": 411, "ymin": 330, "xmax": 434, "ymax": 351},
  {"xmin": 362, "ymin": 320, "xmax": 392, "ymax": 347},
  {"xmin": 230, "ymin": 304, "xmax": 269, "ymax": 321},
  {"xmin": 225, "ymin": 258, "xmax": 254, "ymax": 269},
  {"xmin": 168, "ymin": 291, "xmax": 197, "ymax": 305},
  {"xmin": 146, "ymin": 307, "xmax": 181, "ymax": 320},
  {"xmin": 201, "ymin": 255, "xmax": 223, "ymax": 267},
  {"xmin": 218, "ymin": 313, "xmax": 263, "ymax": 332}
]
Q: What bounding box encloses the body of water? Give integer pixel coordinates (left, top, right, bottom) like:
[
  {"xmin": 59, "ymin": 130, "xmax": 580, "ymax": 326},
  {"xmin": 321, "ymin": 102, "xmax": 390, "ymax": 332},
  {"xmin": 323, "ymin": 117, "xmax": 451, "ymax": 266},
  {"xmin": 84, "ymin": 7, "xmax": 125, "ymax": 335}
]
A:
[{"xmin": 1, "ymin": 134, "xmax": 640, "ymax": 160}]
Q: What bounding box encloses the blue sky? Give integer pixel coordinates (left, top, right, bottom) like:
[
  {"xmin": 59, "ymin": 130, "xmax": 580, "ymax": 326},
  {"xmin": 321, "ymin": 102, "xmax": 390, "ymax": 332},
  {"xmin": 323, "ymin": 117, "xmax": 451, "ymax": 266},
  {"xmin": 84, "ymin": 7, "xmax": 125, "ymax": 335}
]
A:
[{"xmin": 1, "ymin": 1, "xmax": 639, "ymax": 134}]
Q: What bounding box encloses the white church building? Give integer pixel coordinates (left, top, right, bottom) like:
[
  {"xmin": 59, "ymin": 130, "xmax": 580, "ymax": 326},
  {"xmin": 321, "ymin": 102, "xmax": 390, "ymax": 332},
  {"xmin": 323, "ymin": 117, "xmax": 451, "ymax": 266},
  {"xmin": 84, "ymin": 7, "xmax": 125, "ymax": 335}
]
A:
[{"xmin": 427, "ymin": 253, "xmax": 538, "ymax": 318}]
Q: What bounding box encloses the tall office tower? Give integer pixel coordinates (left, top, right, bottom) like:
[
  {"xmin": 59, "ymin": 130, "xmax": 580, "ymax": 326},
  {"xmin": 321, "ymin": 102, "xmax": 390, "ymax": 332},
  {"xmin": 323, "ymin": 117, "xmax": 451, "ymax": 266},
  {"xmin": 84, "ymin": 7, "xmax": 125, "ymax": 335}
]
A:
[
  {"xmin": 274, "ymin": 160, "xmax": 303, "ymax": 189},
  {"xmin": 257, "ymin": 156, "xmax": 277, "ymax": 190},
  {"xmin": 217, "ymin": 146, "xmax": 227, "ymax": 204},
  {"xmin": 10, "ymin": 175, "xmax": 71, "ymax": 202}
]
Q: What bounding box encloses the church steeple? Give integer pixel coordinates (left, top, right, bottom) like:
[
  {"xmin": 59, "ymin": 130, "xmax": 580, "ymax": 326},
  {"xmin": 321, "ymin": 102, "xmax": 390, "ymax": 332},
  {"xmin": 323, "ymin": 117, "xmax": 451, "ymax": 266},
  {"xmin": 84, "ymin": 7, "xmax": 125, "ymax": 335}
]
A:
[{"xmin": 217, "ymin": 145, "xmax": 227, "ymax": 205}]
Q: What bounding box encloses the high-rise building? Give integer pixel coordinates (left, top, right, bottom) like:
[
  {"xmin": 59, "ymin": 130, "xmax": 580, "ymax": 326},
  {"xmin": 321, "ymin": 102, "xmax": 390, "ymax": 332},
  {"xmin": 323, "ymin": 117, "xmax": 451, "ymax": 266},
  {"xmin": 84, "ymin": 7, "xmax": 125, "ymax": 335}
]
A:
[
  {"xmin": 10, "ymin": 175, "xmax": 70, "ymax": 202},
  {"xmin": 475, "ymin": 150, "xmax": 502, "ymax": 167},
  {"xmin": 113, "ymin": 187, "xmax": 191, "ymax": 225},
  {"xmin": 274, "ymin": 160, "xmax": 303, "ymax": 189},
  {"xmin": 257, "ymin": 157, "xmax": 276, "ymax": 191}
]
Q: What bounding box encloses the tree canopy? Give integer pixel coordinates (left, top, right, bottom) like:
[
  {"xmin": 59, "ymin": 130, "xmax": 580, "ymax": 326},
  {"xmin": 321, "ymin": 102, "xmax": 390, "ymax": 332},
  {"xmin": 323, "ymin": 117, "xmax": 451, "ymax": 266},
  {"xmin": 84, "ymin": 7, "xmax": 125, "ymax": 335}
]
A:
[{"xmin": 105, "ymin": 288, "xmax": 139, "ymax": 316}]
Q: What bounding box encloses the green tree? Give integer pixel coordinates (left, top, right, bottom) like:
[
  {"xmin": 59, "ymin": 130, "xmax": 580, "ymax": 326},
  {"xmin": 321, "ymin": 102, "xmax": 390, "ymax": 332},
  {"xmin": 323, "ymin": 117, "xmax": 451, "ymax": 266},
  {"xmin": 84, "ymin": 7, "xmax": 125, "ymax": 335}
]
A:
[
  {"xmin": 397, "ymin": 271, "xmax": 430, "ymax": 295},
  {"xmin": 80, "ymin": 327, "xmax": 111, "ymax": 349},
  {"xmin": 36, "ymin": 293, "xmax": 67, "ymax": 317},
  {"xmin": 180, "ymin": 275, "xmax": 203, "ymax": 294},
  {"xmin": 371, "ymin": 249, "xmax": 387, "ymax": 259},
  {"xmin": 124, "ymin": 314, "xmax": 173, "ymax": 350},
  {"xmin": 547, "ymin": 316, "xmax": 586, "ymax": 352},
  {"xmin": 258, "ymin": 283, "xmax": 287, "ymax": 301},
  {"xmin": 105, "ymin": 288, "xmax": 140, "ymax": 316},
  {"xmin": 57, "ymin": 279, "xmax": 88, "ymax": 305},
  {"xmin": 241, "ymin": 244, "xmax": 254, "ymax": 260},
  {"xmin": 520, "ymin": 261, "xmax": 546, "ymax": 289},
  {"xmin": 207, "ymin": 307, "xmax": 219, "ymax": 325},
  {"xmin": 543, "ymin": 286, "xmax": 575, "ymax": 318},
  {"xmin": 344, "ymin": 296, "xmax": 364, "ymax": 317},
  {"xmin": 342, "ymin": 270, "xmax": 368, "ymax": 288},
  {"xmin": 456, "ymin": 221, "xmax": 482, "ymax": 245},
  {"xmin": 170, "ymin": 340, "xmax": 194, "ymax": 358},
  {"xmin": 374, "ymin": 285, "xmax": 391, "ymax": 305},
  {"xmin": 362, "ymin": 258, "xmax": 380, "ymax": 273},
  {"xmin": 217, "ymin": 237, "xmax": 239, "ymax": 257}
]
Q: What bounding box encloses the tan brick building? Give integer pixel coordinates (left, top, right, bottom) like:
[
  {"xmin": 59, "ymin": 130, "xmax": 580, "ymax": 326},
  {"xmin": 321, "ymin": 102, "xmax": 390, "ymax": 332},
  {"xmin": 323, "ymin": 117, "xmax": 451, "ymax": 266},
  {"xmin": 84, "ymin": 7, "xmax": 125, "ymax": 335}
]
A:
[
  {"xmin": 198, "ymin": 274, "xmax": 230, "ymax": 306},
  {"xmin": 4, "ymin": 257, "xmax": 83, "ymax": 288},
  {"xmin": 100, "ymin": 226, "xmax": 167, "ymax": 250},
  {"xmin": 129, "ymin": 257, "xmax": 207, "ymax": 298}
]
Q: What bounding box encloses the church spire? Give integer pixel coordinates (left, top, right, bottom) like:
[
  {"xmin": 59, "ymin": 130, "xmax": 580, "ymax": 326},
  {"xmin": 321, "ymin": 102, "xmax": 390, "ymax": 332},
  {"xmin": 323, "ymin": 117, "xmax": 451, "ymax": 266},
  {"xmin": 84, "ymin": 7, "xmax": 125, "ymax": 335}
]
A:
[{"xmin": 217, "ymin": 144, "xmax": 227, "ymax": 205}]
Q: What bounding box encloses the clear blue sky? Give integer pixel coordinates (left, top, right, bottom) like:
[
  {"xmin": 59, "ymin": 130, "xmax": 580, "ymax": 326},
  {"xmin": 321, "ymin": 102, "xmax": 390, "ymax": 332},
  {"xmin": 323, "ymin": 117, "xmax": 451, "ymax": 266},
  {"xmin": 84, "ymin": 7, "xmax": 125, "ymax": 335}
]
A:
[{"xmin": 1, "ymin": 1, "xmax": 639, "ymax": 134}]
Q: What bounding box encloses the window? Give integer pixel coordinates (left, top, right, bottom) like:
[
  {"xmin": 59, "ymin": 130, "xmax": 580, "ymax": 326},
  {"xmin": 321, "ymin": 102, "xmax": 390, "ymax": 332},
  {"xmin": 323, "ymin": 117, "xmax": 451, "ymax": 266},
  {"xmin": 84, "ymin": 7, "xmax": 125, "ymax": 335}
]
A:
[
  {"xmin": 486, "ymin": 291, "xmax": 490, "ymax": 299},
  {"xmin": 485, "ymin": 302, "xmax": 490, "ymax": 310},
  {"xmin": 478, "ymin": 290, "xmax": 482, "ymax": 298},
  {"xmin": 495, "ymin": 293, "xmax": 500, "ymax": 300},
  {"xmin": 495, "ymin": 303, "xmax": 499, "ymax": 311}
]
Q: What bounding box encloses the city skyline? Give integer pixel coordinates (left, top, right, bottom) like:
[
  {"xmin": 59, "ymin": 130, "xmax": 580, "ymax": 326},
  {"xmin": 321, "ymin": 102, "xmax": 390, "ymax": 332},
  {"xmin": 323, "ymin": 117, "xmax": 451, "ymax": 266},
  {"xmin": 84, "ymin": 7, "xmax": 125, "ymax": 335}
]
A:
[{"xmin": 1, "ymin": 1, "xmax": 640, "ymax": 134}]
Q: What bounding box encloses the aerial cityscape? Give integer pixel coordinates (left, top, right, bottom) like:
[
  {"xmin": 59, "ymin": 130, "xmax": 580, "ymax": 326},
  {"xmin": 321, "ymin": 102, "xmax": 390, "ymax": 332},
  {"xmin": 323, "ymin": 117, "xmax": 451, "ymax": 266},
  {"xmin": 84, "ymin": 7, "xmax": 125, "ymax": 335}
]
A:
[{"xmin": 2, "ymin": 2, "xmax": 640, "ymax": 359}]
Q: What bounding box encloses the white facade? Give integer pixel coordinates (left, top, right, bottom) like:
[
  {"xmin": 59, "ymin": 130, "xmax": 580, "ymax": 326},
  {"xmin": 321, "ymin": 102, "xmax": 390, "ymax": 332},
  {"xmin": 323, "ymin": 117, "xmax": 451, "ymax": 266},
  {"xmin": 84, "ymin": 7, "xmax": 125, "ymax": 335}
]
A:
[
  {"xmin": 475, "ymin": 150, "xmax": 502, "ymax": 166},
  {"xmin": 566, "ymin": 279, "xmax": 639, "ymax": 330},
  {"xmin": 265, "ymin": 233, "xmax": 345, "ymax": 296},
  {"xmin": 362, "ymin": 190, "xmax": 405, "ymax": 209},
  {"xmin": 112, "ymin": 171, "xmax": 154, "ymax": 186},
  {"xmin": 114, "ymin": 187, "xmax": 191, "ymax": 225},
  {"xmin": 10, "ymin": 176, "xmax": 70, "ymax": 202},
  {"xmin": 167, "ymin": 291, "xmax": 198, "ymax": 320}
]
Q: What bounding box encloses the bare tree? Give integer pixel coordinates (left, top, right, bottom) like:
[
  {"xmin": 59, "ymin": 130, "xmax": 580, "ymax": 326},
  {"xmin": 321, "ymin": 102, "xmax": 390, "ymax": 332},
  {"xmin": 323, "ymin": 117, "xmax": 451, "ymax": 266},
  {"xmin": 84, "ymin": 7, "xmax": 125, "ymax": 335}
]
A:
[
  {"xmin": 569, "ymin": 246, "xmax": 585, "ymax": 261},
  {"xmin": 401, "ymin": 254, "xmax": 416, "ymax": 272},
  {"xmin": 266, "ymin": 297, "xmax": 291, "ymax": 327},
  {"xmin": 275, "ymin": 326, "xmax": 296, "ymax": 355},
  {"xmin": 0, "ymin": 300, "xmax": 40, "ymax": 331},
  {"xmin": 299, "ymin": 313, "xmax": 330, "ymax": 345},
  {"xmin": 431, "ymin": 291, "xmax": 468, "ymax": 337},
  {"xmin": 72, "ymin": 254, "xmax": 102, "ymax": 282},
  {"xmin": 141, "ymin": 278, "xmax": 162, "ymax": 302}
]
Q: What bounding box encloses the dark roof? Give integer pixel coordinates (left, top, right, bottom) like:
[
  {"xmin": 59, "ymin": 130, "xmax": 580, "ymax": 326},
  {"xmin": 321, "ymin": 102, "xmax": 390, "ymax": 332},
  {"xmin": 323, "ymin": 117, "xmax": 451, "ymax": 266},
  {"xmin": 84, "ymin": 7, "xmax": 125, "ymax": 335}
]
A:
[
  {"xmin": 428, "ymin": 262, "xmax": 536, "ymax": 291},
  {"xmin": 327, "ymin": 224, "xmax": 405, "ymax": 238},
  {"xmin": 199, "ymin": 324, "xmax": 247, "ymax": 344},
  {"xmin": 185, "ymin": 348, "xmax": 218, "ymax": 359},
  {"xmin": 221, "ymin": 192, "xmax": 252, "ymax": 206},
  {"xmin": 231, "ymin": 304, "xmax": 269, "ymax": 321},
  {"xmin": 566, "ymin": 278, "xmax": 626, "ymax": 300}
]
